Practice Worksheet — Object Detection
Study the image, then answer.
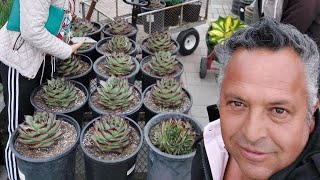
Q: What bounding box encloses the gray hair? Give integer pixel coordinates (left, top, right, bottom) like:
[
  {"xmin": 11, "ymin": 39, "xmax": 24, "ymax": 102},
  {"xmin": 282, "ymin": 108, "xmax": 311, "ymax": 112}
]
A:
[{"xmin": 215, "ymin": 18, "xmax": 320, "ymax": 124}]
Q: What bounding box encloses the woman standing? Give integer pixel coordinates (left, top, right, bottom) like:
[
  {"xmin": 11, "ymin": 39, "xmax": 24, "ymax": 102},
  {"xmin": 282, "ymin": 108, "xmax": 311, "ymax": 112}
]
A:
[{"xmin": 0, "ymin": 0, "xmax": 84, "ymax": 179}]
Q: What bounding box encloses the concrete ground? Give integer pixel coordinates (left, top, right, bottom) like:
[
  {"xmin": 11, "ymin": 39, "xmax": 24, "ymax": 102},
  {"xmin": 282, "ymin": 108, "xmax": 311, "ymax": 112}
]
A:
[{"xmin": 0, "ymin": 0, "xmax": 234, "ymax": 179}]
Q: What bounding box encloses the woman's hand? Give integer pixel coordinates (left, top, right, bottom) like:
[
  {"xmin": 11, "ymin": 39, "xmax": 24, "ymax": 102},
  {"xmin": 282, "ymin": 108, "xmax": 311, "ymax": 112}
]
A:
[{"xmin": 70, "ymin": 39, "xmax": 85, "ymax": 53}]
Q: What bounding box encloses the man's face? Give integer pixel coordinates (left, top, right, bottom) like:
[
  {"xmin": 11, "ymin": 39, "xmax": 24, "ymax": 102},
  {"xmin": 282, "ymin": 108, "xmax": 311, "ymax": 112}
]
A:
[{"xmin": 220, "ymin": 48, "xmax": 315, "ymax": 179}]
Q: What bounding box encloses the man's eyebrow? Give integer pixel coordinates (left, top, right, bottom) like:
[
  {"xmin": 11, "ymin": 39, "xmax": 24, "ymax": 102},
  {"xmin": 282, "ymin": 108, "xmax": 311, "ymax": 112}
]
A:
[
  {"xmin": 268, "ymin": 100, "xmax": 291, "ymax": 106},
  {"xmin": 223, "ymin": 93, "xmax": 246, "ymax": 102}
]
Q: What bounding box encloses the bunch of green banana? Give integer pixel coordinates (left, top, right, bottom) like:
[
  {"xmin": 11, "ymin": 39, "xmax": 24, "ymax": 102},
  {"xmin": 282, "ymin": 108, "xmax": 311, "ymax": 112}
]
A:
[{"xmin": 208, "ymin": 16, "xmax": 246, "ymax": 45}]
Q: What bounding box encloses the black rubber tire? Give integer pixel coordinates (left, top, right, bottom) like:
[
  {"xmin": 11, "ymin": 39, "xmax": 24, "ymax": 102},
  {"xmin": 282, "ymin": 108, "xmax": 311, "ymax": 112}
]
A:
[
  {"xmin": 177, "ymin": 28, "xmax": 200, "ymax": 56},
  {"xmin": 200, "ymin": 57, "xmax": 208, "ymax": 79}
]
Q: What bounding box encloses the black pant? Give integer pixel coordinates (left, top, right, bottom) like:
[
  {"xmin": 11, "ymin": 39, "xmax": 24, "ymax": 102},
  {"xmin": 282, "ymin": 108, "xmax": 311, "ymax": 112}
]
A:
[{"xmin": 0, "ymin": 58, "xmax": 53, "ymax": 180}]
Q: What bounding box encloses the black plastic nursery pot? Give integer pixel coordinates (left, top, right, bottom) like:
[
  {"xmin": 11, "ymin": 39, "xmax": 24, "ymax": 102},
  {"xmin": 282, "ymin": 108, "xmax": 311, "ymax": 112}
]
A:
[
  {"xmin": 102, "ymin": 23, "xmax": 138, "ymax": 41},
  {"xmin": 140, "ymin": 37, "xmax": 180, "ymax": 58},
  {"xmin": 93, "ymin": 56, "xmax": 140, "ymax": 85},
  {"xmin": 144, "ymin": 112, "xmax": 203, "ymax": 180},
  {"xmin": 80, "ymin": 116, "xmax": 144, "ymax": 180},
  {"xmin": 9, "ymin": 114, "xmax": 80, "ymax": 180},
  {"xmin": 88, "ymin": 85, "xmax": 143, "ymax": 121},
  {"xmin": 164, "ymin": 3, "xmax": 181, "ymax": 27},
  {"xmin": 142, "ymin": 85, "xmax": 193, "ymax": 123},
  {"xmin": 77, "ymin": 42, "xmax": 102, "ymax": 63},
  {"xmin": 87, "ymin": 21, "xmax": 103, "ymax": 42},
  {"xmin": 95, "ymin": 37, "xmax": 138, "ymax": 57},
  {"xmin": 30, "ymin": 80, "xmax": 89, "ymax": 125},
  {"xmin": 141, "ymin": 1, "xmax": 166, "ymax": 34},
  {"xmin": 182, "ymin": 2, "xmax": 201, "ymax": 22},
  {"xmin": 57, "ymin": 54, "xmax": 93, "ymax": 90},
  {"xmin": 140, "ymin": 55, "xmax": 184, "ymax": 91}
]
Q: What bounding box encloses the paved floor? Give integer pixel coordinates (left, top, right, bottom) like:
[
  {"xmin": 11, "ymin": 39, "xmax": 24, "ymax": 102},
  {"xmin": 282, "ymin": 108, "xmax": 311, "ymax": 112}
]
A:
[{"xmin": 0, "ymin": 0, "xmax": 234, "ymax": 179}]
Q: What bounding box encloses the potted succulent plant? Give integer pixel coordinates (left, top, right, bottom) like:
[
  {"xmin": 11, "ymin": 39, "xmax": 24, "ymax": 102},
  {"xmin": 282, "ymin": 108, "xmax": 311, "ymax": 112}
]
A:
[
  {"xmin": 80, "ymin": 114, "xmax": 143, "ymax": 180},
  {"xmin": 88, "ymin": 76, "xmax": 143, "ymax": 120},
  {"xmin": 102, "ymin": 18, "xmax": 138, "ymax": 41},
  {"xmin": 71, "ymin": 17, "xmax": 103, "ymax": 42},
  {"xmin": 93, "ymin": 52, "xmax": 140, "ymax": 84},
  {"xmin": 144, "ymin": 112, "xmax": 203, "ymax": 180},
  {"xmin": 9, "ymin": 111, "xmax": 80, "ymax": 180},
  {"xmin": 96, "ymin": 36, "xmax": 137, "ymax": 57},
  {"xmin": 140, "ymin": 31, "xmax": 180, "ymax": 58},
  {"xmin": 55, "ymin": 54, "xmax": 93, "ymax": 89},
  {"xmin": 140, "ymin": 0, "xmax": 166, "ymax": 34},
  {"xmin": 164, "ymin": 0, "xmax": 183, "ymax": 27},
  {"xmin": 143, "ymin": 78, "xmax": 192, "ymax": 122},
  {"xmin": 30, "ymin": 78, "xmax": 89, "ymax": 124},
  {"xmin": 140, "ymin": 51, "xmax": 184, "ymax": 90}
]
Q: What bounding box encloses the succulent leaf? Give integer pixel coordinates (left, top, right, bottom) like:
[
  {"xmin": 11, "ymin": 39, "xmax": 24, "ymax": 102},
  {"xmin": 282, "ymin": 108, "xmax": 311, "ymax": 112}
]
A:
[
  {"xmin": 146, "ymin": 32, "xmax": 174, "ymax": 53},
  {"xmin": 107, "ymin": 18, "xmax": 135, "ymax": 35},
  {"xmin": 97, "ymin": 76, "xmax": 136, "ymax": 110},
  {"xmin": 17, "ymin": 112, "xmax": 63, "ymax": 149},
  {"xmin": 105, "ymin": 52, "xmax": 135, "ymax": 76},
  {"xmin": 106, "ymin": 36, "xmax": 132, "ymax": 53},
  {"xmin": 154, "ymin": 118, "xmax": 196, "ymax": 155},
  {"xmin": 42, "ymin": 78, "xmax": 77, "ymax": 108},
  {"xmin": 91, "ymin": 115, "xmax": 131, "ymax": 153},
  {"xmin": 147, "ymin": 51, "xmax": 178, "ymax": 76}
]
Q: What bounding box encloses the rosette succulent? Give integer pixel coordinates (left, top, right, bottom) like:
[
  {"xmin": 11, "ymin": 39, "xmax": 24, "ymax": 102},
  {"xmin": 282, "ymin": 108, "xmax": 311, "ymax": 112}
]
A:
[
  {"xmin": 145, "ymin": 32, "xmax": 174, "ymax": 53},
  {"xmin": 151, "ymin": 78, "xmax": 184, "ymax": 108},
  {"xmin": 106, "ymin": 36, "xmax": 132, "ymax": 53},
  {"xmin": 91, "ymin": 115, "xmax": 131, "ymax": 153},
  {"xmin": 71, "ymin": 17, "xmax": 96, "ymax": 37},
  {"xmin": 147, "ymin": 51, "xmax": 178, "ymax": 76},
  {"xmin": 17, "ymin": 112, "xmax": 62, "ymax": 149},
  {"xmin": 148, "ymin": 0, "xmax": 163, "ymax": 8},
  {"xmin": 107, "ymin": 18, "xmax": 135, "ymax": 35},
  {"xmin": 97, "ymin": 76, "xmax": 135, "ymax": 110},
  {"xmin": 42, "ymin": 78, "xmax": 77, "ymax": 107},
  {"xmin": 56, "ymin": 55, "xmax": 84, "ymax": 76},
  {"xmin": 154, "ymin": 118, "xmax": 196, "ymax": 155},
  {"xmin": 105, "ymin": 52, "xmax": 135, "ymax": 76}
]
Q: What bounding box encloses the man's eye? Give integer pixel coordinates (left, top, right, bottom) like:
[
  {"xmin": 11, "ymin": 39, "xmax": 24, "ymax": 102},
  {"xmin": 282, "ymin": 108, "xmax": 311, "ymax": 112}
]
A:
[
  {"xmin": 273, "ymin": 108, "xmax": 286, "ymax": 114},
  {"xmin": 231, "ymin": 101, "xmax": 243, "ymax": 107}
]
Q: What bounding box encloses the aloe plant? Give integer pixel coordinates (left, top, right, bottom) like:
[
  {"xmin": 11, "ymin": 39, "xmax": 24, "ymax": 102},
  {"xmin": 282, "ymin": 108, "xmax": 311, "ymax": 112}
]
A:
[
  {"xmin": 97, "ymin": 76, "xmax": 135, "ymax": 110},
  {"xmin": 71, "ymin": 17, "xmax": 97, "ymax": 37},
  {"xmin": 42, "ymin": 78, "xmax": 77, "ymax": 107},
  {"xmin": 56, "ymin": 55, "xmax": 84, "ymax": 76},
  {"xmin": 145, "ymin": 32, "xmax": 174, "ymax": 53},
  {"xmin": 105, "ymin": 52, "xmax": 135, "ymax": 76},
  {"xmin": 91, "ymin": 115, "xmax": 131, "ymax": 153},
  {"xmin": 147, "ymin": 51, "xmax": 177, "ymax": 76},
  {"xmin": 17, "ymin": 112, "xmax": 62, "ymax": 149},
  {"xmin": 106, "ymin": 18, "xmax": 135, "ymax": 35},
  {"xmin": 154, "ymin": 118, "xmax": 196, "ymax": 155},
  {"xmin": 151, "ymin": 78, "xmax": 184, "ymax": 108},
  {"xmin": 105, "ymin": 36, "xmax": 132, "ymax": 53}
]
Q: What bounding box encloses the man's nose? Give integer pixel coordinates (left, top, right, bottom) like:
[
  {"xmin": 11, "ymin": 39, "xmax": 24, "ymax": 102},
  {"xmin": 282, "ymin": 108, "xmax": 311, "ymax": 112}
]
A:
[{"xmin": 242, "ymin": 108, "xmax": 268, "ymax": 143}]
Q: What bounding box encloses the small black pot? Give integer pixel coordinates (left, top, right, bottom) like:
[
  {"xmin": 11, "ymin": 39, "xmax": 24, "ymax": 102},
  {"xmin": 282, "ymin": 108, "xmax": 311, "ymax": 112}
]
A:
[
  {"xmin": 102, "ymin": 23, "xmax": 138, "ymax": 41},
  {"xmin": 87, "ymin": 21, "xmax": 103, "ymax": 42},
  {"xmin": 30, "ymin": 80, "xmax": 89, "ymax": 124},
  {"xmin": 182, "ymin": 2, "xmax": 202, "ymax": 22},
  {"xmin": 141, "ymin": 1, "xmax": 166, "ymax": 34},
  {"xmin": 80, "ymin": 116, "xmax": 144, "ymax": 180},
  {"xmin": 95, "ymin": 37, "xmax": 138, "ymax": 57},
  {"xmin": 140, "ymin": 55, "xmax": 184, "ymax": 91},
  {"xmin": 9, "ymin": 114, "xmax": 80, "ymax": 180},
  {"xmin": 140, "ymin": 37, "xmax": 180, "ymax": 58},
  {"xmin": 88, "ymin": 85, "xmax": 143, "ymax": 121},
  {"xmin": 164, "ymin": 3, "xmax": 181, "ymax": 27},
  {"xmin": 143, "ymin": 84, "xmax": 193, "ymax": 123},
  {"xmin": 56, "ymin": 54, "xmax": 93, "ymax": 90},
  {"xmin": 77, "ymin": 42, "xmax": 102, "ymax": 63},
  {"xmin": 93, "ymin": 55, "xmax": 140, "ymax": 85}
]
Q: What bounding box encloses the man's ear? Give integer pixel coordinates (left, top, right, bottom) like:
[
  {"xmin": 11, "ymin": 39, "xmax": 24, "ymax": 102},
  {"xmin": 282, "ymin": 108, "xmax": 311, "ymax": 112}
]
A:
[{"xmin": 309, "ymin": 99, "xmax": 319, "ymax": 133}]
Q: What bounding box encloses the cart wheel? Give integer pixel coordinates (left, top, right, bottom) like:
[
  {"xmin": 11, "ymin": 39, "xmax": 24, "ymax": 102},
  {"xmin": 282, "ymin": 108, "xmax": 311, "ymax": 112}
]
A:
[
  {"xmin": 177, "ymin": 28, "xmax": 200, "ymax": 56},
  {"xmin": 200, "ymin": 57, "xmax": 208, "ymax": 79}
]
